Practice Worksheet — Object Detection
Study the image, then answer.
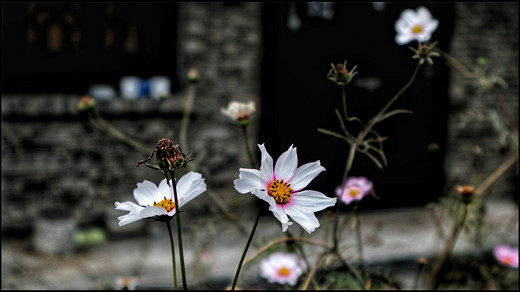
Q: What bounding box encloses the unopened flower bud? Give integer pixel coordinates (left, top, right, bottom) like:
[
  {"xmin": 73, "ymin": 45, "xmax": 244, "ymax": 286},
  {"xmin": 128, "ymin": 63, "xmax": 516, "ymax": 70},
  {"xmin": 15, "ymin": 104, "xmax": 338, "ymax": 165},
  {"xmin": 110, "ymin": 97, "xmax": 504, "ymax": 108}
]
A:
[
  {"xmin": 187, "ymin": 68, "xmax": 200, "ymax": 84},
  {"xmin": 456, "ymin": 184, "xmax": 475, "ymax": 205},
  {"xmin": 327, "ymin": 60, "xmax": 358, "ymax": 86},
  {"xmin": 409, "ymin": 41, "xmax": 440, "ymax": 65},
  {"xmin": 76, "ymin": 95, "xmax": 96, "ymax": 112}
]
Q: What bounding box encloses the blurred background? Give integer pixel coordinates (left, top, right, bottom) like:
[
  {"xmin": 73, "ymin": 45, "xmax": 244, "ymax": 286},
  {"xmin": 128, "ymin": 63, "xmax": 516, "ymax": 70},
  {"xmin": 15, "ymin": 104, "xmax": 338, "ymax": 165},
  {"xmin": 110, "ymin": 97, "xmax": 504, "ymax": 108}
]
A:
[{"xmin": 2, "ymin": 2, "xmax": 518, "ymax": 289}]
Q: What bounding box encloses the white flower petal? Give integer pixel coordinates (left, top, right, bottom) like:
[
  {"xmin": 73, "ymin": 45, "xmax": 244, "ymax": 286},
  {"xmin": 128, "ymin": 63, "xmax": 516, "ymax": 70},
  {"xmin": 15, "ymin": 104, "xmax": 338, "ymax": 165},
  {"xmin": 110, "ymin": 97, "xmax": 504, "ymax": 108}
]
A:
[
  {"xmin": 140, "ymin": 205, "xmax": 168, "ymax": 218},
  {"xmin": 134, "ymin": 180, "xmax": 160, "ymax": 206},
  {"xmin": 284, "ymin": 204, "xmax": 320, "ymax": 234},
  {"xmin": 177, "ymin": 171, "xmax": 206, "ymax": 206},
  {"xmin": 289, "ymin": 161, "xmax": 325, "ymax": 191},
  {"xmin": 269, "ymin": 204, "xmax": 292, "ymax": 232},
  {"xmin": 117, "ymin": 213, "xmax": 145, "ymax": 226},
  {"xmin": 274, "ymin": 145, "xmax": 297, "ymax": 182},
  {"xmin": 258, "ymin": 143, "xmax": 274, "ymax": 182},
  {"xmin": 234, "ymin": 168, "xmax": 266, "ymax": 194},
  {"xmin": 290, "ymin": 190, "xmax": 337, "ymax": 212},
  {"xmin": 158, "ymin": 178, "xmax": 173, "ymax": 200},
  {"xmin": 115, "ymin": 201, "xmax": 144, "ymax": 213},
  {"xmin": 253, "ymin": 188, "xmax": 275, "ymax": 205}
]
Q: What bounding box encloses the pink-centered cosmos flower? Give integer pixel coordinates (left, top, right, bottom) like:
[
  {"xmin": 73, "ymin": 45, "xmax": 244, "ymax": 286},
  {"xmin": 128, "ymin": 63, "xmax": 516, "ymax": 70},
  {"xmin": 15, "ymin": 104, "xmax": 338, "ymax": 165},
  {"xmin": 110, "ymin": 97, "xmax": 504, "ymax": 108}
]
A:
[
  {"xmin": 395, "ymin": 6, "xmax": 439, "ymax": 45},
  {"xmin": 114, "ymin": 172, "xmax": 206, "ymax": 226},
  {"xmin": 336, "ymin": 176, "xmax": 373, "ymax": 205},
  {"xmin": 494, "ymin": 245, "xmax": 518, "ymax": 268},
  {"xmin": 234, "ymin": 144, "xmax": 337, "ymax": 233},
  {"xmin": 260, "ymin": 252, "xmax": 306, "ymax": 286}
]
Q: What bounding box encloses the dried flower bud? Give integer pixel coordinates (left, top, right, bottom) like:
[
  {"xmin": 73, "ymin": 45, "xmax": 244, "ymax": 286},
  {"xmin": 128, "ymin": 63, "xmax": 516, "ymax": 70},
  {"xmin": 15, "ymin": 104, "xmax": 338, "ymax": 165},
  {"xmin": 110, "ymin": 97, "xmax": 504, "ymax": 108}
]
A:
[
  {"xmin": 136, "ymin": 138, "xmax": 190, "ymax": 171},
  {"xmin": 456, "ymin": 184, "xmax": 475, "ymax": 204}
]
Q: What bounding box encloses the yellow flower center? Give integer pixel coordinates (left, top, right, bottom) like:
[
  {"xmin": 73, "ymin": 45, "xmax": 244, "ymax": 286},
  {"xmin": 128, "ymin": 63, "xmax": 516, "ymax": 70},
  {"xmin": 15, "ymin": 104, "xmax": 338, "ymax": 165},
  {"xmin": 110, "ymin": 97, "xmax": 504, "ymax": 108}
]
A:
[
  {"xmin": 278, "ymin": 267, "xmax": 291, "ymax": 277},
  {"xmin": 349, "ymin": 189, "xmax": 360, "ymax": 197},
  {"xmin": 412, "ymin": 25, "xmax": 423, "ymax": 34},
  {"xmin": 153, "ymin": 197, "xmax": 175, "ymax": 212},
  {"xmin": 268, "ymin": 179, "xmax": 293, "ymax": 205},
  {"xmin": 503, "ymin": 256, "xmax": 513, "ymax": 266}
]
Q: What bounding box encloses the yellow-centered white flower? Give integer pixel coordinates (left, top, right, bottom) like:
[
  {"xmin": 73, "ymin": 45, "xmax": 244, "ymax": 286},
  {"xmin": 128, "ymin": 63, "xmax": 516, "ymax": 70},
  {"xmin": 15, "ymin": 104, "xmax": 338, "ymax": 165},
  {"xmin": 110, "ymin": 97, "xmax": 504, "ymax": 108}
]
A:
[
  {"xmin": 395, "ymin": 6, "xmax": 439, "ymax": 45},
  {"xmin": 234, "ymin": 144, "xmax": 337, "ymax": 234},
  {"xmin": 114, "ymin": 172, "xmax": 206, "ymax": 226}
]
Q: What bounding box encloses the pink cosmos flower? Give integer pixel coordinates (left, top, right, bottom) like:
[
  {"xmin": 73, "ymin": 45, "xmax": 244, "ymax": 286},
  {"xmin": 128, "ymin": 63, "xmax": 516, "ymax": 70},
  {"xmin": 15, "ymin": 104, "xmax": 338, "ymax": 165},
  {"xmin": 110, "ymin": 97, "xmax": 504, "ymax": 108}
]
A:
[
  {"xmin": 259, "ymin": 252, "xmax": 306, "ymax": 286},
  {"xmin": 395, "ymin": 6, "xmax": 439, "ymax": 45},
  {"xmin": 234, "ymin": 144, "xmax": 337, "ymax": 233},
  {"xmin": 336, "ymin": 176, "xmax": 373, "ymax": 205},
  {"xmin": 494, "ymin": 245, "xmax": 518, "ymax": 268}
]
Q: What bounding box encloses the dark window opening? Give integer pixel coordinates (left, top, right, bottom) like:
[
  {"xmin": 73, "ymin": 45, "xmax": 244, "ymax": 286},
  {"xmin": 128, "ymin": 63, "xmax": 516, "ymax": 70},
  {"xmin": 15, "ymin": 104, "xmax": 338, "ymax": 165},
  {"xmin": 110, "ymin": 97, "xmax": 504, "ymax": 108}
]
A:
[{"xmin": 3, "ymin": 3, "xmax": 180, "ymax": 95}]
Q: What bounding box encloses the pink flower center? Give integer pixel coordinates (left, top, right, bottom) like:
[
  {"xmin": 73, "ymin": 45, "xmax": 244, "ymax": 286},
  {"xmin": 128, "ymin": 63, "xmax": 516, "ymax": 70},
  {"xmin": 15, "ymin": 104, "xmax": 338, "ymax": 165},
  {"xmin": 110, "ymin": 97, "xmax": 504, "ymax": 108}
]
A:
[{"xmin": 268, "ymin": 179, "xmax": 293, "ymax": 205}]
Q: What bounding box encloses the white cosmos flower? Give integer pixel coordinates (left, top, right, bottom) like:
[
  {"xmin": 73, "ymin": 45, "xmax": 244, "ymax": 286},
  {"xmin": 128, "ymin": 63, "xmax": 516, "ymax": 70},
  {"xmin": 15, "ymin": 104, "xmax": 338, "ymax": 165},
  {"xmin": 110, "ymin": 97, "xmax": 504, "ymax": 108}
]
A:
[
  {"xmin": 395, "ymin": 6, "xmax": 439, "ymax": 45},
  {"xmin": 221, "ymin": 100, "xmax": 256, "ymax": 123},
  {"xmin": 115, "ymin": 172, "xmax": 206, "ymax": 226},
  {"xmin": 234, "ymin": 144, "xmax": 337, "ymax": 234},
  {"xmin": 260, "ymin": 252, "xmax": 306, "ymax": 286}
]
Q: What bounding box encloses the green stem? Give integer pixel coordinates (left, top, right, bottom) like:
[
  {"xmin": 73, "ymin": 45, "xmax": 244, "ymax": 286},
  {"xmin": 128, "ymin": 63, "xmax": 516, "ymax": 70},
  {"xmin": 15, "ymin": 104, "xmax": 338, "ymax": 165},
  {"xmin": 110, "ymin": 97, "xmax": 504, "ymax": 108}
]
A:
[
  {"xmin": 374, "ymin": 62, "xmax": 421, "ymax": 121},
  {"xmin": 170, "ymin": 170, "xmax": 187, "ymax": 290},
  {"xmin": 241, "ymin": 124, "xmax": 257, "ymax": 168},
  {"xmin": 231, "ymin": 209, "xmax": 261, "ymax": 290},
  {"xmin": 88, "ymin": 110, "xmax": 152, "ymax": 155},
  {"xmin": 166, "ymin": 221, "xmax": 178, "ymax": 290}
]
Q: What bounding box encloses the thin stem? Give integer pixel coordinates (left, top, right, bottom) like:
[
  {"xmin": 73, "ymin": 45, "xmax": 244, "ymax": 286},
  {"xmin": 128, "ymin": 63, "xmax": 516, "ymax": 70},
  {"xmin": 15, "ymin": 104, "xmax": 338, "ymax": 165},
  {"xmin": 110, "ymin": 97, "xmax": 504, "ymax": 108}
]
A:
[
  {"xmin": 88, "ymin": 110, "xmax": 151, "ymax": 155},
  {"xmin": 170, "ymin": 170, "xmax": 187, "ymax": 290},
  {"xmin": 241, "ymin": 124, "xmax": 258, "ymax": 168},
  {"xmin": 180, "ymin": 84, "xmax": 197, "ymax": 151},
  {"xmin": 301, "ymin": 251, "xmax": 328, "ymax": 290},
  {"xmin": 374, "ymin": 62, "xmax": 421, "ymax": 123},
  {"xmin": 231, "ymin": 209, "xmax": 262, "ymax": 290},
  {"xmin": 165, "ymin": 221, "xmax": 178, "ymax": 290},
  {"xmin": 429, "ymin": 203, "xmax": 470, "ymax": 289}
]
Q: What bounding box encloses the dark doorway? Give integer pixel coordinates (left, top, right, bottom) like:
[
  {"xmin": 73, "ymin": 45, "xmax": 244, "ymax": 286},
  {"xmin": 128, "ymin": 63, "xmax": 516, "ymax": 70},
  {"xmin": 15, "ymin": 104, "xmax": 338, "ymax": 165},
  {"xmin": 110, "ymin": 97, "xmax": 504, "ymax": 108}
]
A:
[{"xmin": 259, "ymin": 3, "xmax": 455, "ymax": 210}]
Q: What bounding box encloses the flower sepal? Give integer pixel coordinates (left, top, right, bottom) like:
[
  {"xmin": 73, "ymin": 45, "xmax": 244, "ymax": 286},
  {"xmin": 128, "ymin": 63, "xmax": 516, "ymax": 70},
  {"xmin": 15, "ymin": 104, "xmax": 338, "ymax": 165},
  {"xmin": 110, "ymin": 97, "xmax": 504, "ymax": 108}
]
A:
[
  {"xmin": 409, "ymin": 41, "xmax": 440, "ymax": 65},
  {"xmin": 327, "ymin": 61, "xmax": 358, "ymax": 86}
]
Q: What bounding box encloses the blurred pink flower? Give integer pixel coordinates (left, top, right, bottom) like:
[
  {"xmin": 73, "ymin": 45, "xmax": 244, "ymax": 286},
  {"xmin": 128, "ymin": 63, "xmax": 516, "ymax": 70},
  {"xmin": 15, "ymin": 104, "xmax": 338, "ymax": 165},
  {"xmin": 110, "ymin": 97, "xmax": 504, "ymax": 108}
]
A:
[
  {"xmin": 494, "ymin": 245, "xmax": 518, "ymax": 268},
  {"xmin": 260, "ymin": 252, "xmax": 306, "ymax": 286},
  {"xmin": 395, "ymin": 6, "xmax": 439, "ymax": 45},
  {"xmin": 336, "ymin": 176, "xmax": 373, "ymax": 205}
]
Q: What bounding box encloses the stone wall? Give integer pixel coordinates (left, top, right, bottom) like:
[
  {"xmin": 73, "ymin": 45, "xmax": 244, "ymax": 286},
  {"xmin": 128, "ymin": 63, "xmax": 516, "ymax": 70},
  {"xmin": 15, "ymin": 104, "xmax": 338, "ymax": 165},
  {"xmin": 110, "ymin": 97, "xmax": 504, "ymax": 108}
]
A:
[
  {"xmin": 1, "ymin": 3, "xmax": 517, "ymax": 235},
  {"xmin": 445, "ymin": 2, "xmax": 518, "ymax": 197},
  {"xmin": 1, "ymin": 2, "xmax": 263, "ymax": 233}
]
